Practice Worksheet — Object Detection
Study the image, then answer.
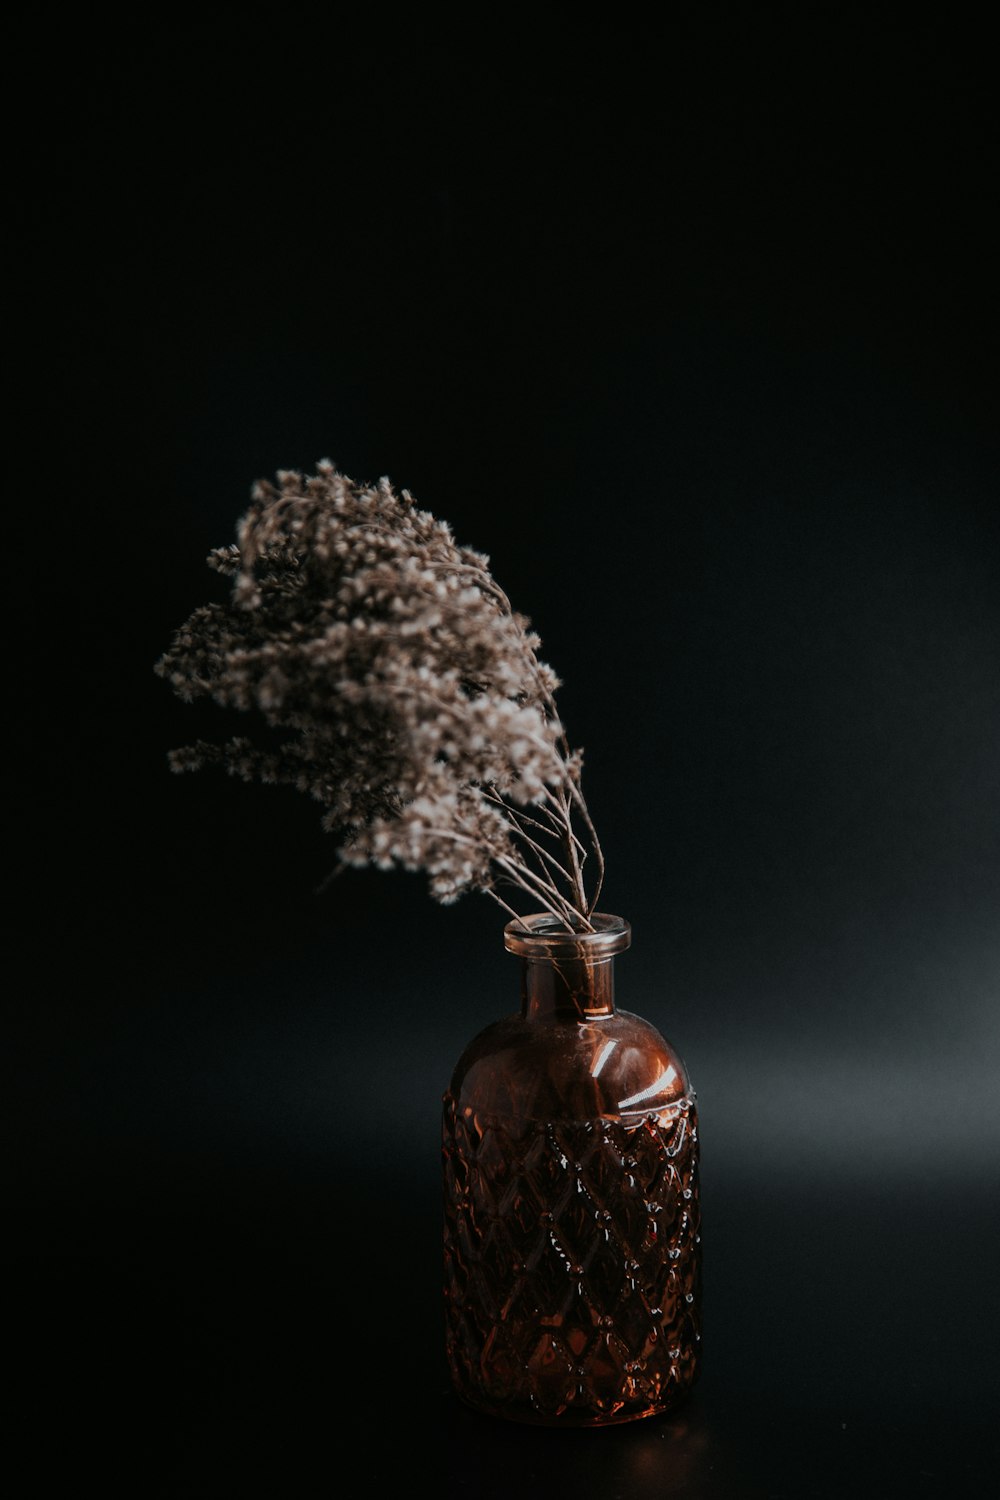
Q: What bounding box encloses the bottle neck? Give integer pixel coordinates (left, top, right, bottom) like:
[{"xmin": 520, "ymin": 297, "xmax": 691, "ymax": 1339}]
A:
[
  {"xmin": 521, "ymin": 954, "xmax": 617, "ymax": 1020},
  {"xmin": 504, "ymin": 912, "xmax": 631, "ymax": 1022}
]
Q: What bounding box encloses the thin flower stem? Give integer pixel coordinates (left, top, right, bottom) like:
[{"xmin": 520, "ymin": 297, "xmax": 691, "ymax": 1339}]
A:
[
  {"xmin": 539, "ymin": 786, "xmax": 593, "ymax": 870},
  {"xmin": 480, "ymin": 789, "xmax": 581, "ymax": 901},
  {"xmin": 495, "ymin": 854, "xmax": 578, "ymax": 922},
  {"xmin": 550, "ymin": 785, "xmax": 588, "ymax": 915},
  {"xmin": 506, "ymin": 821, "xmax": 581, "ymax": 894},
  {"xmin": 567, "ymin": 780, "xmax": 605, "ymax": 913},
  {"xmin": 419, "ymin": 824, "xmax": 575, "ymax": 924},
  {"xmin": 495, "ymin": 854, "xmax": 591, "ymax": 930},
  {"xmin": 481, "ymin": 787, "xmax": 561, "ymax": 840},
  {"xmin": 483, "ymin": 887, "xmax": 529, "ymax": 928},
  {"xmin": 538, "ymin": 785, "xmax": 590, "ymax": 897}
]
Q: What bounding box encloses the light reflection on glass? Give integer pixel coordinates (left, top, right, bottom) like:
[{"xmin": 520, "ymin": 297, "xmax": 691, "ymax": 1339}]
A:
[
  {"xmin": 618, "ymin": 1064, "xmax": 677, "ymax": 1111},
  {"xmin": 590, "ymin": 1039, "xmax": 618, "ymax": 1078}
]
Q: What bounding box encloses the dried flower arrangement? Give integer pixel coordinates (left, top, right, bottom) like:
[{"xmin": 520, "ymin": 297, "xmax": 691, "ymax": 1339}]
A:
[{"xmin": 156, "ymin": 462, "xmax": 604, "ymax": 932}]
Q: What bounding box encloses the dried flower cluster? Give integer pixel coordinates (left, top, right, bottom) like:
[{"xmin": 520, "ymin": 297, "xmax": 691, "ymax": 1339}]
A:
[{"xmin": 156, "ymin": 462, "xmax": 604, "ymax": 931}]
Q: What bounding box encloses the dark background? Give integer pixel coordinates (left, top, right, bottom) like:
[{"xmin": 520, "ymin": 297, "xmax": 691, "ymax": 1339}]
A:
[{"xmin": 14, "ymin": 15, "xmax": 999, "ymax": 1497}]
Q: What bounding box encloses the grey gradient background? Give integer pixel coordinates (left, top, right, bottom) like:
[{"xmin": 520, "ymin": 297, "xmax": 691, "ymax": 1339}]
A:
[{"xmin": 13, "ymin": 15, "xmax": 999, "ymax": 1497}]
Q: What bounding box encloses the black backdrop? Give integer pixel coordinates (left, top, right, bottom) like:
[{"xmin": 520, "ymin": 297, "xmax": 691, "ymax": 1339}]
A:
[{"xmin": 14, "ymin": 17, "xmax": 999, "ymax": 1497}]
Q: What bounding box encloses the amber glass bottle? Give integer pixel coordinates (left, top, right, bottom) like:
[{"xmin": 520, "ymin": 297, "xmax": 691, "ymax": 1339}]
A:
[{"xmin": 442, "ymin": 914, "xmax": 701, "ymax": 1426}]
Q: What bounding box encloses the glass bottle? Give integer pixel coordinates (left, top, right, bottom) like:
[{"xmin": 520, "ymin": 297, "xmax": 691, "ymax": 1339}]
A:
[{"xmin": 442, "ymin": 913, "xmax": 701, "ymax": 1426}]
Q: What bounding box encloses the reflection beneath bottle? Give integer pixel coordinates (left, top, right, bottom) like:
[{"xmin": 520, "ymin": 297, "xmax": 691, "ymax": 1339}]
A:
[{"xmin": 444, "ymin": 1392, "xmax": 729, "ymax": 1500}]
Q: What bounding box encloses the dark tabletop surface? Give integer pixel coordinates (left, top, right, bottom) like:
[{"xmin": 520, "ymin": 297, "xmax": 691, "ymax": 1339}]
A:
[{"xmin": 17, "ymin": 1168, "xmax": 999, "ymax": 1498}]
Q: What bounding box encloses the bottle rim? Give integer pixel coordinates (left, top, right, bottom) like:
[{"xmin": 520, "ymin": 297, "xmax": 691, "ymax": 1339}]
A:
[{"xmin": 503, "ymin": 912, "xmax": 631, "ymax": 960}]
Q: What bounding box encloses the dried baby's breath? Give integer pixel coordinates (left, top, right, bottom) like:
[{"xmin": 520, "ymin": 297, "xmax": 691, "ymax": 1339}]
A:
[{"xmin": 156, "ymin": 462, "xmax": 604, "ymax": 930}]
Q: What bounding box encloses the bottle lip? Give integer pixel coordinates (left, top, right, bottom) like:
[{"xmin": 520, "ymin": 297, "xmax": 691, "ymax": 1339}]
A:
[{"xmin": 503, "ymin": 912, "xmax": 632, "ymax": 960}]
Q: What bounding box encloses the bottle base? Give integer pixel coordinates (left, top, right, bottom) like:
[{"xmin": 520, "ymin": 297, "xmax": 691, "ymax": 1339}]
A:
[{"xmin": 450, "ymin": 1381, "xmax": 697, "ymax": 1428}]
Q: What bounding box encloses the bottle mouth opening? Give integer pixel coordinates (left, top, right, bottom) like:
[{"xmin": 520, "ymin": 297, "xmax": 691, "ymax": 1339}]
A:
[{"xmin": 503, "ymin": 912, "xmax": 631, "ymax": 960}]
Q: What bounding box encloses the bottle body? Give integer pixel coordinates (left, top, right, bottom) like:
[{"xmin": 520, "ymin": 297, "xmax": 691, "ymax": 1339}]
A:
[{"xmin": 442, "ymin": 916, "xmax": 701, "ymax": 1426}]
